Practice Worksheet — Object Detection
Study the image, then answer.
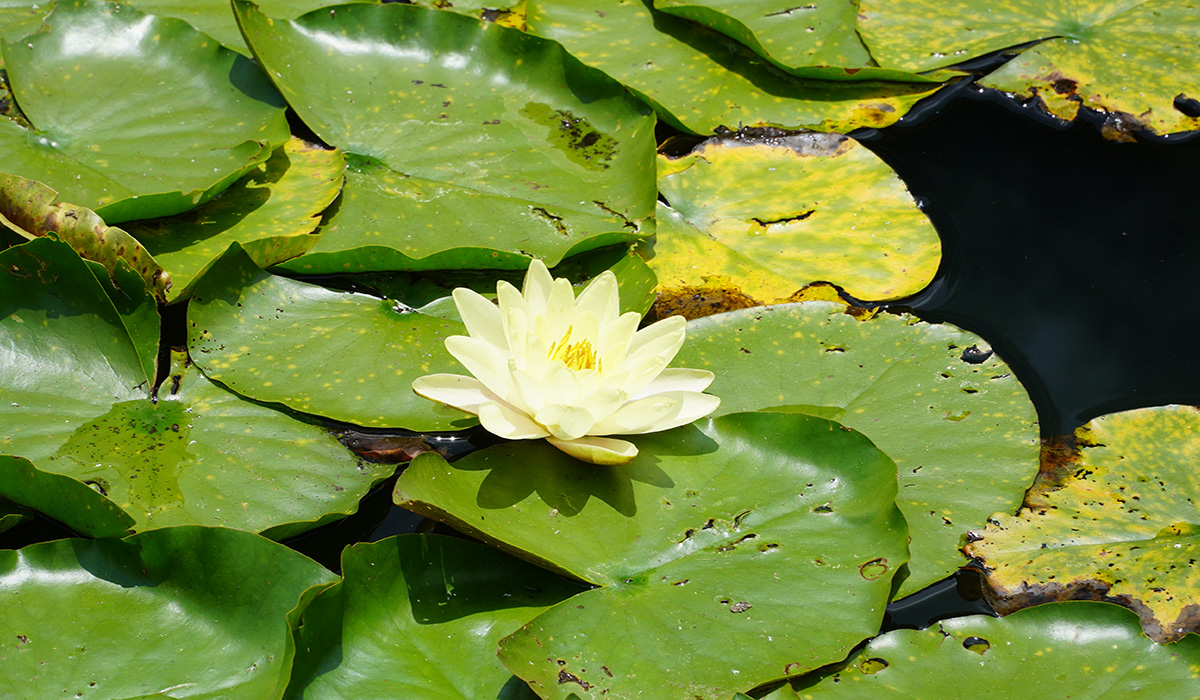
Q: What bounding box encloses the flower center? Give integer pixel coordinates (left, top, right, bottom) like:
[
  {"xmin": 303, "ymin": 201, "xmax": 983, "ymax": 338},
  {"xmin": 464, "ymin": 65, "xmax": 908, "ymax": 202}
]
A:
[{"xmin": 548, "ymin": 325, "xmax": 600, "ymax": 371}]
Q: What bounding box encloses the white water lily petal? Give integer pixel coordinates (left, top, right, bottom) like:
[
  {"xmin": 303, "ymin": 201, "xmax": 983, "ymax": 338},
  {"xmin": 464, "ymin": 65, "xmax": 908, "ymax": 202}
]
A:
[
  {"xmin": 592, "ymin": 391, "xmax": 722, "ymax": 436},
  {"xmin": 445, "ymin": 335, "xmax": 515, "ymax": 400},
  {"xmin": 575, "ymin": 270, "xmax": 620, "ymax": 326},
  {"xmin": 451, "ymin": 287, "xmax": 505, "ymax": 350},
  {"xmin": 412, "ymin": 259, "xmax": 719, "ymax": 465},
  {"xmin": 631, "ymin": 368, "xmax": 716, "ymax": 400},
  {"xmin": 410, "ymin": 374, "xmax": 495, "ymax": 414},
  {"xmin": 479, "ymin": 401, "xmax": 552, "ymax": 440},
  {"xmin": 522, "ymin": 258, "xmax": 555, "ymax": 316},
  {"xmin": 547, "ymin": 436, "xmax": 638, "ymax": 465}
]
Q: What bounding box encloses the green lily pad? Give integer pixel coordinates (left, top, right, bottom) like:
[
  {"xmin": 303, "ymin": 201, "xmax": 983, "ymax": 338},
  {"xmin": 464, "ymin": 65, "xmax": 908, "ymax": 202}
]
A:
[
  {"xmin": 285, "ymin": 534, "xmax": 588, "ymax": 699},
  {"xmin": 651, "ymin": 0, "xmax": 949, "ymax": 82},
  {"xmin": 0, "ymin": 240, "xmax": 393, "ymax": 536},
  {"xmin": 676, "ymin": 303, "xmax": 1039, "ymax": 598},
  {"xmin": 0, "ymin": 0, "xmax": 289, "ymax": 222},
  {"xmin": 236, "ymin": 0, "xmax": 655, "ymax": 273},
  {"xmin": 395, "ymin": 412, "xmax": 909, "ymax": 699},
  {"xmin": 0, "ymin": 527, "xmax": 337, "ymax": 699},
  {"xmin": 966, "ymin": 405, "xmax": 1200, "ymax": 643},
  {"xmin": 651, "ymin": 134, "xmax": 940, "ymax": 305},
  {"xmin": 126, "ymin": 137, "xmax": 344, "ymax": 302},
  {"xmin": 188, "ymin": 243, "xmax": 473, "ymax": 431},
  {"xmin": 795, "ymin": 603, "xmax": 1200, "ymax": 697},
  {"xmin": 523, "ymin": 0, "xmax": 942, "ymax": 134},
  {"xmin": 859, "ymin": 0, "xmax": 1200, "ymax": 136},
  {"xmin": 0, "ymin": 508, "xmax": 26, "ymax": 535},
  {"xmin": 0, "ymin": 454, "xmax": 134, "ymax": 538},
  {"xmin": 0, "ymin": 173, "xmax": 170, "ymax": 299}
]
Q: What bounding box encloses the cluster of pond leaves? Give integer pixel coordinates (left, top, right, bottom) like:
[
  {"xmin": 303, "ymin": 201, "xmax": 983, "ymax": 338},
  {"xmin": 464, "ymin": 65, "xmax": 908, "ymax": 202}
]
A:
[{"xmin": 1, "ymin": 0, "xmax": 1199, "ymax": 697}]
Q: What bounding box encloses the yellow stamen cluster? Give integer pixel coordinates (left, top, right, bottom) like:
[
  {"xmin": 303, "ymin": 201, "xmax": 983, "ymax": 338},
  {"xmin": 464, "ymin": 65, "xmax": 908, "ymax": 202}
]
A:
[{"xmin": 548, "ymin": 325, "xmax": 600, "ymax": 371}]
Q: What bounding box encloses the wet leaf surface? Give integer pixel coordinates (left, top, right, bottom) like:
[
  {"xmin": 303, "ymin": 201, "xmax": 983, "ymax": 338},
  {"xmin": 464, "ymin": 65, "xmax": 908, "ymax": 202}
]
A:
[
  {"xmin": 285, "ymin": 534, "xmax": 586, "ymax": 699},
  {"xmin": 795, "ymin": 602, "xmax": 1200, "ymax": 698},
  {"xmin": 966, "ymin": 405, "xmax": 1200, "ymax": 642},
  {"xmin": 127, "ymin": 138, "xmax": 343, "ymax": 302},
  {"xmin": 0, "ymin": 0, "xmax": 289, "ymax": 221},
  {"xmin": 523, "ymin": 0, "xmax": 942, "ymax": 134},
  {"xmin": 395, "ymin": 412, "xmax": 908, "ymax": 699},
  {"xmin": 651, "ymin": 134, "xmax": 940, "ymax": 305},
  {"xmin": 677, "ymin": 303, "xmax": 1039, "ymax": 597},
  {"xmin": 237, "ymin": 0, "xmax": 655, "ymax": 273},
  {"xmin": 0, "ymin": 527, "xmax": 337, "ymax": 699}
]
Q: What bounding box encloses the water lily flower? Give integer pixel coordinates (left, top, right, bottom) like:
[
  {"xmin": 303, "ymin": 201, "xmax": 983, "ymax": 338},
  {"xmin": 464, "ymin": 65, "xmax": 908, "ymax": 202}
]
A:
[{"xmin": 412, "ymin": 260, "xmax": 720, "ymax": 465}]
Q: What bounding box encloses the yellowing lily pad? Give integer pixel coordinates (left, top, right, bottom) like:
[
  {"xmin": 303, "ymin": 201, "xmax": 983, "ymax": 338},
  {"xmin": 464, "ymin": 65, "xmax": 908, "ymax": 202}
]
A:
[
  {"xmin": 965, "ymin": 405, "xmax": 1200, "ymax": 642},
  {"xmin": 524, "ymin": 0, "xmax": 943, "ymax": 134},
  {"xmin": 650, "ymin": 134, "xmax": 940, "ymax": 307},
  {"xmin": 678, "ymin": 303, "xmax": 1039, "ymax": 598},
  {"xmin": 859, "ymin": 0, "xmax": 1200, "ymax": 136}
]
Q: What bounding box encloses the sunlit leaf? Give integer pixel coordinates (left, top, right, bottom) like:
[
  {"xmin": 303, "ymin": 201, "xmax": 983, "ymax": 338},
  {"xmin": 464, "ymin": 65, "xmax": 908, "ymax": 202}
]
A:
[
  {"xmin": 859, "ymin": 0, "xmax": 1200, "ymax": 136},
  {"xmin": 0, "ymin": 454, "xmax": 134, "ymax": 538},
  {"xmin": 652, "ymin": 0, "xmax": 952, "ymax": 82},
  {"xmin": 966, "ymin": 405, "xmax": 1200, "ymax": 643},
  {"xmin": 0, "ymin": 527, "xmax": 337, "ymax": 699},
  {"xmin": 126, "ymin": 138, "xmax": 344, "ymax": 302},
  {"xmin": 795, "ymin": 603, "xmax": 1200, "ymax": 697},
  {"xmin": 677, "ymin": 302, "xmax": 1039, "ymax": 597},
  {"xmin": 651, "ymin": 134, "xmax": 940, "ymax": 306},
  {"xmin": 524, "ymin": 0, "xmax": 942, "ymax": 134},
  {"xmin": 188, "ymin": 244, "xmax": 473, "ymax": 431},
  {"xmin": 395, "ymin": 412, "xmax": 909, "ymax": 699},
  {"xmin": 285, "ymin": 534, "xmax": 587, "ymax": 699},
  {"xmin": 0, "ymin": 240, "xmax": 393, "ymax": 537},
  {"xmin": 0, "ymin": 0, "xmax": 289, "ymax": 221},
  {"xmin": 236, "ymin": 0, "xmax": 655, "ymax": 273}
]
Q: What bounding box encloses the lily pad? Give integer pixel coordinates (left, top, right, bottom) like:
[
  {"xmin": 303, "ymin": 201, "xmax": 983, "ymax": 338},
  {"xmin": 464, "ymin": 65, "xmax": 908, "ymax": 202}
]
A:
[
  {"xmin": 858, "ymin": 0, "xmax": 1200, "ymax": 136},
  {"xmin": 0, "ymin": 454, "xmax": 134, "ymax": 538},
  {"xmin": 523, "ymin": 0, "xmax": 942, "ymax": 134},
  {"xmin": 0, "ymin": 173, "xmax": 170, "ymax": 299},
  {"xmin": 651, "ymin": 0, "xmax": 948, "ymax": 82},
  {"xmin": 0, "ymin": 0, "xmax": 289, "ymax": 221},
  {"xmin": 966, "ymin": 405, "xmax": 1200, "ymax": 643},
  {"xmin": 0, "ymin": 527, "xmax": 337, "ymax": 699},
  {"xmin": 236, "ymin": 0, "xmax": 655, "ymax": 273},
  {"xmin": 0, "ymin": 239, "xmax": 394, "ymax": 536},
  {"xmin": 188, "ymin": 244, "xmax": 474, "ymax": 431},
  {"xmin": 285, "ymin": 534, "xmax": 588, "ymax": 699},
  {"xmin": 795, "ymin": 603, "xmax": 1200, "ymax": 697},
  {"xmin": 395, "ymin": 411, "xmax": 909, "ymax": 699},
  {"xmin": 126, "ymin": 137, "xmax": 344, "ymax": 302},
  {"xmin": 652, "ymin": 134, "xmax": 940, "ymax": 305},
  {"xmin": 676, "ymin": 303, "xmax": 1039, "ymax": 597}
]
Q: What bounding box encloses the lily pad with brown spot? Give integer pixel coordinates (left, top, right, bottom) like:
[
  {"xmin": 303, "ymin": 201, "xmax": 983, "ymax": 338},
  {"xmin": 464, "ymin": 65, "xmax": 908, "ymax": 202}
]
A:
[
  {"xmin": 235, "ymin": 0, "xmax": 656, "ymax": 273},
  {"xmin": 966, "ymin": 405, "xmax": 1200, "ymax": 643},
  {"xmin": 650, "ymin": 134, "xmax": 940, "ymax": 305},
  {"xmin": 676, "ymin": 302, "xmax": 1039, "ymax": 598}
]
